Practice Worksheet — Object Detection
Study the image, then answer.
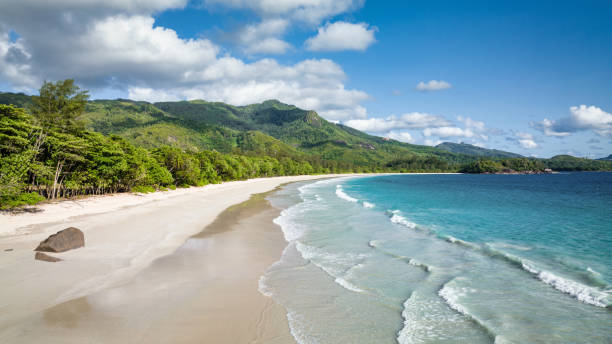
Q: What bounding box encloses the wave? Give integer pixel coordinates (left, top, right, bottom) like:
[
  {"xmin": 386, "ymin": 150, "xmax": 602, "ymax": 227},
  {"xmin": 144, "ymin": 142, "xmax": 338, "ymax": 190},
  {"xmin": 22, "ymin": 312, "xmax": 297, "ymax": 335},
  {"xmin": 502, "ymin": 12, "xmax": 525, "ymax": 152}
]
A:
[
  {"xmin": 479, "ymin": 245, "xmax": 611, "ymax": 308},
  {"xmin": 521, "ymin": 261, "xmax": 610, "ymax": 308},
  {"xmin": 438, "ymin": 279, "xmax": 499, "ymax": 341},
  {"xmin": 443, "ymin": 235, "xmax": 481, "ymax": 250},
  {"xmin": 368, "ymin": 240, "xmax": 433, "ymax": 273},
  {"xmin": 387, "ymin": 210, "xmax": 417, "ymax": 229},
  {"xmin": 362, "ymin": 201, "xmax": 375, "ymax": 208},
  {"xmin": 335, "ymin": 185, "xmax": 358, "ymax": 203},
  {"xmin": 480, "ymin": 244, "xmax": 611, "ymax": 307},
  {"xmin": 334, "ymin": 277, "xmax": 365, "ymax": 293},
  {"xmin": 295, "ymin": 242, "xmax": 370, "ymax": 294},
  {"xmin": 382, "ymin": 207, "xmax": 612, "ymax": 309},
  {"xmin": 286, "ymin": 311, "xmax": 313, "ymax": 344},
  {"xmin": 274, "ymin": 209, "xmax": 307, "ymax": 242},
  {"xmin": 487, "ymin": 242, "xmax": 532, "ymax": 251}
]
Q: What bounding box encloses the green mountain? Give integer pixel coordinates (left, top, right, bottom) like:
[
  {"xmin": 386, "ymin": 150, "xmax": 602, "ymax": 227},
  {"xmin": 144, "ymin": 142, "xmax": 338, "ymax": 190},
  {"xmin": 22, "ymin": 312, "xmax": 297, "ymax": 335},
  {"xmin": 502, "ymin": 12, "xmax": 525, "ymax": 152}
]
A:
[
  {"xmin": 436, "ymin": 142, "xmax": 523, "ymax": 158},
  {"xmin": 0, "ymin": 93, "xmax": 473, "ymax": 170},
  {"xmin": 150, "ymin": 99, "xmax": 469, "ymax": 166},
  {"xmin": 1, "ymin": 91, "xmax": 611, "ymax": 174}
]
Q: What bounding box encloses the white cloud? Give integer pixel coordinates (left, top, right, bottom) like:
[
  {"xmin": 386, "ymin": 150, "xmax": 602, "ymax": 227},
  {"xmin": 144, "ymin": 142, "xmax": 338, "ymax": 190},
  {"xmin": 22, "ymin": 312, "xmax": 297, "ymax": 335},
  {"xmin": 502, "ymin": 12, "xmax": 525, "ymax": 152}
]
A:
[
  {"xmin": 416, "ymin": 80, "xmax": 452, "ymax": 91},
  {"xmin": 345, "ymin": 112, "xmax": 495, "ymax": 145},
  {"xmin": 236, "ymin": 19, "xmax": 291, "ymax": 54},
  {"xmin": 508, "ymin": 132, "xmax": 539, "ymax": 149},
  {"xmin": 458, "ymin": 116, "xmax": 485, "ymax": 132},
  {"xmin": 532, "ymin": 118, "xmax": 571, "ymax": 137},
  {"xmin": 344, "ymin": 112, "xmax": 452, "ymax": 133},
  {"xmin": 533, "ymin": 105, "xmax": 612, "ymax": 138},
  {"xmin": 424, "ymin": 139, "xmax": 443, "ymax": 146},
  {"xmin": 423, "ymin": 126, "xmax": 474, "ymax": 138},
  {"xmin": 0, "ymin": 3, "xmax": 371, "ymax": 122},
  {"xmin": 244, "ymin": 38, "xmax": 291, "ymax": 55},
  {"xmin": 3, "ymin": 0, "xmax": 188, "ymax": 14},
  {"xmin": 305, "ymin": 22, "xmax": 376, "ymax": 52},
  {"xmin": 385, "ymin": 131, "xmax": 415, "ymax": 143},
  {"xmin": 420, "ymin": 116, "xmax": 489, "ymax": 141},
  {"xmin": 202, "ymin": 0, "xmax": 364, "ymax": 24}
]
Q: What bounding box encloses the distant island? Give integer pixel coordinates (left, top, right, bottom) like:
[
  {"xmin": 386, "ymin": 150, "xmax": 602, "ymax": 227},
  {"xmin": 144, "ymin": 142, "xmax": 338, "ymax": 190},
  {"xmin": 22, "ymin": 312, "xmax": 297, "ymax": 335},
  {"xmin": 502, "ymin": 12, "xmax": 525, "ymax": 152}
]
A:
[{"xmin": 1, "ymin": 79, "xmax": 611, "ymax": 209}]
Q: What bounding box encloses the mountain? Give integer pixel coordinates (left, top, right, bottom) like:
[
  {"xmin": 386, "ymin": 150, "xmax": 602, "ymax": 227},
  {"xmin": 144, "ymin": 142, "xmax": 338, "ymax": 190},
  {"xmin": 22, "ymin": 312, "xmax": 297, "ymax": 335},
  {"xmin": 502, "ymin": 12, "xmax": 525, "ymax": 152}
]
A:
[
  {"xmin": 0, "ymin": 92, "xmax": 473, "ymax": 170},
  {"xmin": 2, "ymin": 91, "xmax": 610, "ymax": 173},
  {"xmin": 436, "ymin": 142, "xmax": 523, "ymax": 158},
  {"xmin": 597, "ymin": 154, "xmax": 612, "ymax": 161}
]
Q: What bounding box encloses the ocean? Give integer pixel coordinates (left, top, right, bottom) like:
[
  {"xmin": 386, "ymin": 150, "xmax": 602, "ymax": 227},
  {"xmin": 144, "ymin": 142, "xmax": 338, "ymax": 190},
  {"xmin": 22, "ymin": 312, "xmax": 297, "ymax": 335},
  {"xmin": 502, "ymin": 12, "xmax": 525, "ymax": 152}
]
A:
[{"xmin": 261, "ymin": 173, "xmax": 612, "ymax": 343}]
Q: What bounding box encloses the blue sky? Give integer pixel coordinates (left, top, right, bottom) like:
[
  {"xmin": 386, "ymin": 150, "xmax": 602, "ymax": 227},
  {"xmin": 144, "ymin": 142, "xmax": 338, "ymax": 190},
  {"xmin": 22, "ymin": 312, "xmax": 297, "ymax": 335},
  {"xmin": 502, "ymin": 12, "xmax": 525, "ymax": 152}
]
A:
[{"xmin": 1, "ymin": 0, "xmax": 611, "ymax": 158}]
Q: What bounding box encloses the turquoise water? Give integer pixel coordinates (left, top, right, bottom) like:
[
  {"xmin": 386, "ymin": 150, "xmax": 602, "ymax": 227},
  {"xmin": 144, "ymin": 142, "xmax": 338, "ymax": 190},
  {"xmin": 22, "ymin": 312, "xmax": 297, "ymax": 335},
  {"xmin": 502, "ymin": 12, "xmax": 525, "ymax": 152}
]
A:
[{"xmin": 262, "ymin": 173, "xmax": 612, "ymax": 343}]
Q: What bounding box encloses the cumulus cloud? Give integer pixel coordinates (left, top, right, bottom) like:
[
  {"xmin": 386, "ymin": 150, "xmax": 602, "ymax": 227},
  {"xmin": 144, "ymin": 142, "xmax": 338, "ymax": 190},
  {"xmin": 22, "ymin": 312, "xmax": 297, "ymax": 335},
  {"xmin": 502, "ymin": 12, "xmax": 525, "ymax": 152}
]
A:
[
  {"xmin": 423, "ymin": 127, "xmax": 474, "ymax": 139},
  {"xmin": 416, "ymin": 80, "xmax": 452, "ymax": 91},
  {"xmin": 533, "ymin": 105, "xmax": 612, "ymax": 138},
  {"xmin": 516, "ymin": 132, "xmax": 538, "ymax": 149},
  {"xmin": 344, "ymin": 112, "xmax": 452, "ymax": 133},
  {"xmin": 202, "ymin": 0, "xmax": 364, "ymax": 24},
  {"xmin": 235, "ymin": 19, "xmax": 292, "ymax": 54},
  {"xmin": 385, "ymin": 131, "xmax": 415, "ymax": 143},
  {"xmin": 305, "ymin": 22, "xmax": 376, "ymax": 52},
  {"xmin": 344, "ymin": 111, "xmax": 495, "ymax": 145},
  {"xmin": 0, "ymin": 1, "xmax": 370, "ymax": 121},
  {"xmin": 421, "ymin": 116, "xmax": 488, "ymax": 141},
  {"xmin": 506, "ymin": 132, "xmax": 538, "ymax": 149}
]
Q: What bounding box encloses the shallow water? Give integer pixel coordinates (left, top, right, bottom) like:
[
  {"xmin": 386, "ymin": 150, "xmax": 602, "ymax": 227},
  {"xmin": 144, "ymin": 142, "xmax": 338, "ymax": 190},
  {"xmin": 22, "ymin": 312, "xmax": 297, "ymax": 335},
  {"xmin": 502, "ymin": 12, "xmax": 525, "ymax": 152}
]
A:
[{"xmin": 262, "ymin": 173, "xmax": 612, "ymax": 343}]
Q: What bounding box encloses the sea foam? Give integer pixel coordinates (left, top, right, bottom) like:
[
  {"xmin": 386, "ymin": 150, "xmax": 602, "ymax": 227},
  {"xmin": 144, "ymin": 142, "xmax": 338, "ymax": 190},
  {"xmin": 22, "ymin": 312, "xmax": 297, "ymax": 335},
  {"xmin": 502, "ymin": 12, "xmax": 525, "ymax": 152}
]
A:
[
  {"xmin": 362, "ymin": 201, "xmax": 375, "ymax": 208},
  {"xmin": 388, "ymin": 210, "xmax": 417, "ymax": 229},
  {"xmin": 335, "ymin": 185, "xmax": 358, "ymax": 202},
  {"xmin": 521, "ymin": 262, "xmax": 611, "ymax": 307}
]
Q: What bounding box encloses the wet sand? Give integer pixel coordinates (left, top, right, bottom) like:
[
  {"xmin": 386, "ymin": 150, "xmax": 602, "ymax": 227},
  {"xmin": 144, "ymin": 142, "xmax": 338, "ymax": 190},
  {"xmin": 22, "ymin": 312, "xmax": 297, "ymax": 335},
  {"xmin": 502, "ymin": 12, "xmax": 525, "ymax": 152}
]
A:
[{"xmin": 2, "ymin": 192, "xmax": 295, "ymax": 343}]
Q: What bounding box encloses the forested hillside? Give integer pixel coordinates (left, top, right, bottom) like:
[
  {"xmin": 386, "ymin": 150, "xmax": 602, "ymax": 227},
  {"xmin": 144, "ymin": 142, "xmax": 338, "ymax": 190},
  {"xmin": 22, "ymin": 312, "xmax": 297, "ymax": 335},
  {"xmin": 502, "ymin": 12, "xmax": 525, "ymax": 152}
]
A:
[{"xmin": 436, "ymin": 142, "xmax": 524, "ymax": 158}]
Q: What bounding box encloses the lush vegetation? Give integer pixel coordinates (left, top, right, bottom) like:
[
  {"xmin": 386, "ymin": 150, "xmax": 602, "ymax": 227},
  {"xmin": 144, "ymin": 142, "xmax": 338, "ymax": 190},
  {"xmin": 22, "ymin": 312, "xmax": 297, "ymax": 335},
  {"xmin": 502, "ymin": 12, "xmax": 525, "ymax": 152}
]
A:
[
  {"xmin": 546, "ymin": 155, "xmax": 612, "ymax": 171},
  {"xmin": 459, "ymin": 158, "xmax": 547, "ymax": 173},
  {"xmin": 1, "ymin": 80, "xmax": 611, "ymax": 208},
  {"xmin": 436, "ymin": 142, "xmax": 524, "ymax": 158},
  {"xmin": 0, "ymin": 81, "xmax": 316, "ymax": 209}
]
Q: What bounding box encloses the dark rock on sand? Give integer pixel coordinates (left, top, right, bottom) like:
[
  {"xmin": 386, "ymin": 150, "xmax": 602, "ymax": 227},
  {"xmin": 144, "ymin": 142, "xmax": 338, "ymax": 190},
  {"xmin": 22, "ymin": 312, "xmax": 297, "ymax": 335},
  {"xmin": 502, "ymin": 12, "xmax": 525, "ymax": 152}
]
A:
[
  {"xmin": 35, "ymin": 227, "xmax": 85, "ymax": 253},
  {"xmin": 4, "ymin": 248, "xmax": 13, "ymax": 252},
  {"xmin": 35, "ymin": 252, "xmax": 62, "ymax": 262}
]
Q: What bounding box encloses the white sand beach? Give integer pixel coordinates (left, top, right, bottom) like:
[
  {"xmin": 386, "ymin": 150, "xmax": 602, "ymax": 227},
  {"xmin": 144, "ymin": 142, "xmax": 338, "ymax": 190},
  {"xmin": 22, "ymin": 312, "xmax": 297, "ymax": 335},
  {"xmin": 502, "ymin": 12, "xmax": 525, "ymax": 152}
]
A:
[{"xmin": 0, "ymin": 175, "xmax": 348, "ymax": 343}]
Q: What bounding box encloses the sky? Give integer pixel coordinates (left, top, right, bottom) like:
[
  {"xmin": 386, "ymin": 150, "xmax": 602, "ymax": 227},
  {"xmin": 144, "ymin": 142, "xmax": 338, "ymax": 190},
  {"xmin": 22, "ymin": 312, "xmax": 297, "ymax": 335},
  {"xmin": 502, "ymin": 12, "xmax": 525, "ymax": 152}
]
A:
[{"xmin": 0, "ymin": 0, "xmax": 611, "ymax": 158}]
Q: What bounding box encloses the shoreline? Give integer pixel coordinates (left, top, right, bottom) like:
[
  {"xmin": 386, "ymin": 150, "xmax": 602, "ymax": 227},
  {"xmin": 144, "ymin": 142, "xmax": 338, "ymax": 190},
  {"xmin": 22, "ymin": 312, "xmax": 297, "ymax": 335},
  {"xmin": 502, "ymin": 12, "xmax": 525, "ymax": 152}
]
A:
[{"xmin": 0, "ymin": 174, "xmax": 351, "ymax": 342}]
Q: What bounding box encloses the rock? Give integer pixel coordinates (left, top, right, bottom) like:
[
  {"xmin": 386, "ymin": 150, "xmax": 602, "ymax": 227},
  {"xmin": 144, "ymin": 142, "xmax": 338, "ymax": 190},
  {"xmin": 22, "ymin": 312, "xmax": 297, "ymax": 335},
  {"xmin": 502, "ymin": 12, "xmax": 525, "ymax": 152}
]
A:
[
  {"xmin": 4, "ymin": 248, "xmax": 13, "ymax": 252},
  {"xmin": 35, "ymin": 227, "xmax": 85, "ymax": 253},
  {"xmin": 35, "ymin": 252, "xmax": 62, "ymax": 262}
]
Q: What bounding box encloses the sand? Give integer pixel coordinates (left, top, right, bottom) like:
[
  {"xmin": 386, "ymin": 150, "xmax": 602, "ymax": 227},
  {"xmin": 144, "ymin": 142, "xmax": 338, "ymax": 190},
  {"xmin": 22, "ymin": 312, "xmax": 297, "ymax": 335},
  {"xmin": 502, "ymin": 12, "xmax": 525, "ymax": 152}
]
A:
[{"xmin": 0, "ymin": 175, "xmax": 349, "ymax": 343}]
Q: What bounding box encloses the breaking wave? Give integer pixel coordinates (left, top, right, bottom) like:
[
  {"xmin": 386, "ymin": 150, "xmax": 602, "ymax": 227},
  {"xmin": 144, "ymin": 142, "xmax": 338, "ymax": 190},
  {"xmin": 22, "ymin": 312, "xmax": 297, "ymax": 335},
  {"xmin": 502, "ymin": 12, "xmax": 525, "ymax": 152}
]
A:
[{"xmin": 335, "ymin": 184, "xmax": 358, "ymax": 202}]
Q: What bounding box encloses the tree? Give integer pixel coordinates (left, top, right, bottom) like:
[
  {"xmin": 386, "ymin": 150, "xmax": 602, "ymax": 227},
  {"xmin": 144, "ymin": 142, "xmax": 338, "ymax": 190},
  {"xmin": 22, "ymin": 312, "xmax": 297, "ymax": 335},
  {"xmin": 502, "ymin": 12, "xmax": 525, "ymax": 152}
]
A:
[
  {"xmin": 0, "ymin": 105, "xmax": 45, "ymax": 207},
  {"xmin": 31, "ymin": 79, "xmax": 89, "ymax": 134}
]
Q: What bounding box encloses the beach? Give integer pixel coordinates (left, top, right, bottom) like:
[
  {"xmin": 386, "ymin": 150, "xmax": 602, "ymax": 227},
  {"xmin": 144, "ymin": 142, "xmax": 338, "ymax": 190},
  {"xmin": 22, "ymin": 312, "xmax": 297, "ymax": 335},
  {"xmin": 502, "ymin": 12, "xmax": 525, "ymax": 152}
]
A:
[{"xmin": 0, "ymin": 175, "xmax": 346, "ymax": 343}]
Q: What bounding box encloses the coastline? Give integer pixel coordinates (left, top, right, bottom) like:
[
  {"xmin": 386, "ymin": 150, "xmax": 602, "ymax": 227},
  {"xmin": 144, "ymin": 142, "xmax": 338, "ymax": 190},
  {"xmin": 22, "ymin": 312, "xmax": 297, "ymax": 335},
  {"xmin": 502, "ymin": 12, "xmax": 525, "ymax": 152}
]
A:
[{"xmin": 0, "ymin": 174, "xmax": 350, "ymax": 342}]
